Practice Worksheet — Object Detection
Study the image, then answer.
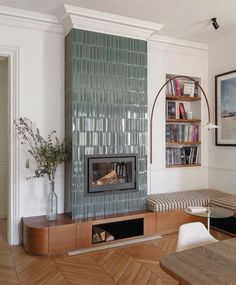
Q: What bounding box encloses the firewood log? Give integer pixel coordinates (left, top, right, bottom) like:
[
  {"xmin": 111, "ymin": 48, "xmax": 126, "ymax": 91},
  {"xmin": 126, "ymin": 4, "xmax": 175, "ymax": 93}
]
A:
[
  {"xmin": 96, "ymin": 170, "xmax": 117, "ymax": 185},
  {"xmin": 105, "ymin": 232, "xmax": 115, "ymax": 242},
  {"xmin": 93, "ymin": 226, "xmax": 106, "ymax": 241},
  {"xmin": 92, "ymin": 232, "xmax": 102, "ymax": 244}
]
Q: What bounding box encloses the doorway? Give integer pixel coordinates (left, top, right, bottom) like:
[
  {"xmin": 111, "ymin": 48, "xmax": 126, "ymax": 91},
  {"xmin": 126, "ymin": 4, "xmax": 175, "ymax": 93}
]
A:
[{"xmin": 0, "ymin": 57, "xmax": 8, "ymax": 244}]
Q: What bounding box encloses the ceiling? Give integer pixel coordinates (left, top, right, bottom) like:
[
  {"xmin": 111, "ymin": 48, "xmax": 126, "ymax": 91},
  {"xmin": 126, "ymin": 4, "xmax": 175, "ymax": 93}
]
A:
[{"xmin": 0, "ymin": 0, "xmax": 236, "ymax": 44}]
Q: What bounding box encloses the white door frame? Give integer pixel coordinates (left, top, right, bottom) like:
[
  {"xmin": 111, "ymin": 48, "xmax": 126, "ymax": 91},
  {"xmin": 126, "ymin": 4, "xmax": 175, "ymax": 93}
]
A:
[{"xmin": 0, "ymin": 45, "xmax": 19, "ymax": 245}]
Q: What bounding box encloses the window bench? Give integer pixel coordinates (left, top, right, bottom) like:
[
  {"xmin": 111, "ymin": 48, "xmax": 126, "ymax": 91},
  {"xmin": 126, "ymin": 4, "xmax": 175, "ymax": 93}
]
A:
[{"xmin": 146, "ymin": 189, "xmax": 230, "ymax": 234}]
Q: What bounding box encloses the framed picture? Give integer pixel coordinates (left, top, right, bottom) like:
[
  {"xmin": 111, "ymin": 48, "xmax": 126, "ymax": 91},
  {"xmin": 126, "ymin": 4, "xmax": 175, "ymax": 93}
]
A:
[
  {"xmin": 215, "ymin": 70, "xmax": 236, "ymax": 145},
  {"xmin": 183, "ymin": 82, "xmax": 195, "ymax": 97}
]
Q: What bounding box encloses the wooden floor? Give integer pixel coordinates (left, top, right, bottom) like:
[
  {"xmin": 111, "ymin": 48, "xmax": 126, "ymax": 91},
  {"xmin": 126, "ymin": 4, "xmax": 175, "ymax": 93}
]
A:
[{"xmin": 0, "ymin": 219, "xmax": 230, "ymax": 285}]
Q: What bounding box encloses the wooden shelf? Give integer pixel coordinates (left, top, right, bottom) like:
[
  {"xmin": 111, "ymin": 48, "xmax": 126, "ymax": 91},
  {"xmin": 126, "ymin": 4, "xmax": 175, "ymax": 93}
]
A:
[
  {"xmin": 166, "ymin": 96, "xmax": 201, "ymax": 102},
  {"xmin": 166, "ymin": 164, "xmax": 201, "ymax": 168},
  {"xmin": 166, "ymin": 141, "xmax": 201, "ymax": 146},
  {"xmin": 165, "ymin": 75, "xmax": 201, "ymax": 168},
  {"xmin": 166, "ymin": 119, "xmax": 201, "ymax": 123}
]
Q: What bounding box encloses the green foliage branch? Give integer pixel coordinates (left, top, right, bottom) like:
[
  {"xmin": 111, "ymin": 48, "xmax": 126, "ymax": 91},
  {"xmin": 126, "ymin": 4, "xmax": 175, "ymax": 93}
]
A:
[{"xmin": 14, "ymin": 117, "xmax": 67, "ymax": 182}]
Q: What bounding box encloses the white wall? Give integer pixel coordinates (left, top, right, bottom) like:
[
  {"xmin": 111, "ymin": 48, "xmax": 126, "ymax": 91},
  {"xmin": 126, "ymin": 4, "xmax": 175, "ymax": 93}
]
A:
[
  {"xmin": 0, "ymin": 25, "xmax": 65, "ymax": 220},
  {"xmin": 0, "ymin": 14, "xmax": 212, "ymax": 243},
  {"xmin": 0, "ymin": 59, "xmax": 8, "ymax": 218},
  {"xmin": 208, "ymin": 39, "xmax": 236, "ymax": 194},
  {"xmin": 148, "ymin": 38, "xmax": 209, "ymax": 194}
]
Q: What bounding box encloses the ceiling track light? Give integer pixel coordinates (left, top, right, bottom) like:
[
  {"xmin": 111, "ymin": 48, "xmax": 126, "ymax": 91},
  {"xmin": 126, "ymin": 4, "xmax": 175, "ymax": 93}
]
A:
[{"xmin": 211, "ymin": 17, "xmax": 219, "ymax": 30}]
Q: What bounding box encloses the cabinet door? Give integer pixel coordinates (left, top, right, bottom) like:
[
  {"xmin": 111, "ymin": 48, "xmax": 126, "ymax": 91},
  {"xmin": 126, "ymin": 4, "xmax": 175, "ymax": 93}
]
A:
[
  {"xmin": 77, "ymin": 222, "xmax": 92, "ymax": 249},
  {"xmin": 144, "ymin": 212, "xmax": 157, "ymax": 236},
  {"xmin": 49, "ymin": 224, "xmax": 77, "ymax": 255}
]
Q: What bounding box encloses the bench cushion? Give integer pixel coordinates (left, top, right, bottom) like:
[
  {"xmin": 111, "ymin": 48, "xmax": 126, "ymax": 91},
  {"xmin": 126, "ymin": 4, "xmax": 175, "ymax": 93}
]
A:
[
  {"xmin": 210, "ymin": 194, "xmax": 236, "ymax": 212},
  {"xmin": 146, "ymin": 189, "xmax": 227, "ymax": 212}
]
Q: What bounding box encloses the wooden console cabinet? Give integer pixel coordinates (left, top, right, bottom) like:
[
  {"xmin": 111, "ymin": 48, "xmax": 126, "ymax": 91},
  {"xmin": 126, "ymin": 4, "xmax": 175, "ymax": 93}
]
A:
[{"xmin": 22, "ymin": 211, "xmax": 157, "ymax": 256}]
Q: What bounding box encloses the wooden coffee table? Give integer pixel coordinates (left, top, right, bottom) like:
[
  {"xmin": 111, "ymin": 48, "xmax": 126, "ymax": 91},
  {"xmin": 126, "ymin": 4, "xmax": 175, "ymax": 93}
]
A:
[{"xmin": 160, "ymin": 238, "xmax": 236, "ymax": 285}]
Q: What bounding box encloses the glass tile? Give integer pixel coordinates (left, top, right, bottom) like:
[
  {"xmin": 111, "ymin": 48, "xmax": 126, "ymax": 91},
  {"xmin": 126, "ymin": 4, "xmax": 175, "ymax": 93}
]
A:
[{"xmin": 66, "ymin": 29, "xmax": 148, "ymax": 219}]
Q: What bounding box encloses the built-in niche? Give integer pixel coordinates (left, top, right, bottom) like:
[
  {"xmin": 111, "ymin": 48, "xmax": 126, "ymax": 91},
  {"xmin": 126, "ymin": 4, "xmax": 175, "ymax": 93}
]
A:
[
  {"xmin": 92, "ymin": 218, "xmax": 144, "ymax": 244},
  {"xmin": 65, "ymin": 29, "xmax": 148, "ymax": 219}
]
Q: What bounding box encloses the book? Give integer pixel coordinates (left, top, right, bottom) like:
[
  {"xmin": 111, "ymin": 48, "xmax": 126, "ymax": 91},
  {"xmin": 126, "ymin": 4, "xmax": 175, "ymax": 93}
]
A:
[
  {"xmin": 176, "ymin": 102, "xmax": 180, "ymax": 119},
  {"xmin": 166, "ymin": 124, "xmax": 171, "ymax": 141},
  {"xmin": 167, "ymin": 101, "xmax": 176, "ymax": 119},
  {"xmin": 194, "ymin": 82, "xmax": 199, "ymax": 97},
  {"xmin": 192, "ymin": 146, "xmax": 199, "ymax": 164},
  {"xmin": 192, "ymin": 124, "xmax": 199, "ymax": 142},
  {"xmin": 177, "ymin": 124, "xmax": 185, "ymax": 142},
  {"xmin": 186, "ymin": 206, "xmax": 207, "ymax": 213},
  {"xmin": 170, "ymin": 79, "xmax": 177, "ymax": 96},
  {"xmin": 175, "ymin": 79, "xmax": 181, "ymax": 96},
  {"xmin": 166, "ymin": 81, "xmax": 173, "ymax": 96},
  {"xmin": 170, "ymin": 124, "xmax": 177, "ymax": 141},
  {"xmin": 185, "ymin": 125, "xmax": 189, "ymax": 142},
  {"xmin": 179, "ymin": 103, "xmax": 187, "ymax": 119},
  {"xmin": 188, "ymin": 125, "xmax": 194, "ymax": 142},
  {"xmin": 180, "ymin": 148, "xmax": 186, "ymax": 164},
  {"xmin": 183, "ymin": 146, "xmax": 191, "ymax": 164}
]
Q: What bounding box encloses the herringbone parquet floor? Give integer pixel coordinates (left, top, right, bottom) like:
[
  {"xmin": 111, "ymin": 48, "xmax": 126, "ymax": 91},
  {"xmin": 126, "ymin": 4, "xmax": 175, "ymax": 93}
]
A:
[{"xmin": 0, "ymin": 219, "xmax": 230, "ymax": 285}]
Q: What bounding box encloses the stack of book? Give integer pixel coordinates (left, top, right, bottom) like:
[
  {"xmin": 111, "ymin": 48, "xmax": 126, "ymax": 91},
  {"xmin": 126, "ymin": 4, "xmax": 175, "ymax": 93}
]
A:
[
  {"xmin": 166, "ymin": 79, "xmax": 198, "ymax": 97},
  {"xmin": 166, "ymin": 101, "xmax": 187, "ymax": 119},
  {"xmin": 166, "ymin": 146, "xmax": 200, "ymax": 166},
  {"xmin": 166, "ymin": 79, "xmax": 182, "ymax": 96},
  {"xmin": 166, "ymin": 124, "xmax": 199, "ymax": 143}
]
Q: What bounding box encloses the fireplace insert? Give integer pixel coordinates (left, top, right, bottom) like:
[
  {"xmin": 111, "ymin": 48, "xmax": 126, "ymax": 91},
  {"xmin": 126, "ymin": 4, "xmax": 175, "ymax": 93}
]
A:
[{"xmin": 85, "ymin": 154, "xmax": 138, "ymax": 194}]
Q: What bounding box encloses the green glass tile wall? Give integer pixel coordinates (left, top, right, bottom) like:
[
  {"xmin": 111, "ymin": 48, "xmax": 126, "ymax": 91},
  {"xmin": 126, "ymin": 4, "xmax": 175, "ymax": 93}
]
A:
[{"xmin": 65, "ymin": 29, "xmax": 147, "ymax": 219}]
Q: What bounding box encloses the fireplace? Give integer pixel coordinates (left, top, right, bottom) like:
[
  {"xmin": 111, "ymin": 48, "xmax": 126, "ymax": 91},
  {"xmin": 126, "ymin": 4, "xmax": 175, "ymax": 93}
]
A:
[
  {"xmin": 85, "ymin": 154, "xmax": 138, "ymax": 194},
  {"xmin": 65, "ymin": 29, "xmax": 147, "ymax": 218}
]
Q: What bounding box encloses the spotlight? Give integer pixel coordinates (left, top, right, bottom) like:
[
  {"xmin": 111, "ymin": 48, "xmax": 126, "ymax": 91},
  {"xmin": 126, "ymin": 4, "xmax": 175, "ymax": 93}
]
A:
[{"xmin": 211, "ymin": 17, "xmax": 219, "ymax": 30}]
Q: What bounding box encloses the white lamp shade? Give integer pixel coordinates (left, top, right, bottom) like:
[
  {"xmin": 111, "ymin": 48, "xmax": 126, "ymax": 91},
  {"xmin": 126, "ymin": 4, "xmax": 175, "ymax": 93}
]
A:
[{"xmin": 202, "ymin": 122, "xmax": 219, "ymax": 130}]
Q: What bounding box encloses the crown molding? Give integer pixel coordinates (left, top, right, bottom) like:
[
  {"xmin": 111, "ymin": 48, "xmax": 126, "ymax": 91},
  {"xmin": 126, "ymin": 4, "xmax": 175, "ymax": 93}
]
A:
[
  {"xmin": 0, "ymin": 4, "xmax": 163, "ymax": 39},
  {"xmin": 57, "ymin": 5, "xmax": 163, "ymax": 40},
  {"xmin": 149, "ymin": 34, "xmax": 208, "ymax": 50},
  {"xmin": 0, "ymin": 5, "xmax": 63, "ymax": 33},
  {"xmin": 148, "ymin": 35, "xmax": 208, "ymax": 58}
]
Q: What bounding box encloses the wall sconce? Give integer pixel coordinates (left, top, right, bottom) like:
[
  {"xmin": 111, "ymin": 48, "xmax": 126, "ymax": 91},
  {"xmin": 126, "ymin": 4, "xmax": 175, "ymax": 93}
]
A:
[{"xmin": 150, "ymin": 75, "xmax": 218, "ymax": 164}]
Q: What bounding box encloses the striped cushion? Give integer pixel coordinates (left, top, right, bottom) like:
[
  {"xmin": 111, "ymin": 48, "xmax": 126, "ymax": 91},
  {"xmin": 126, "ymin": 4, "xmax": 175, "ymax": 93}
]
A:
[
  {"xmin": 146, "ymin": 189, "xmax": 227, "ymax": 212},
  {"xmin": 210, "ymin": 194, "xmax": 236, "ymax": 212}
]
